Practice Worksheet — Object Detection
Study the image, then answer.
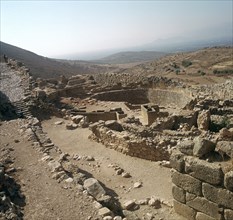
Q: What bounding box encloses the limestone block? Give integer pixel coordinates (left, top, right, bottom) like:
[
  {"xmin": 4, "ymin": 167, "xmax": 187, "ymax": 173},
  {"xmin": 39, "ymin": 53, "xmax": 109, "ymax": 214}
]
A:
[
  {"xmin": 186, "ymin": 192, "xmax": 197, "ymax": 202},
  {"xmin": 98, "ymin": 207, "xmax": 113, "ymax": 217},
  {"xmin": 224, "ymin": 171, "xmax": 233, "ymax": 191},
  {"xmin": 172, "ymin": 184, "xmax": 186, "ymax": 203},
  {"xmin": 171, "ymin": 169, "xmax": 202, "ymax": 196},
  {"xmin": 196, "ymin": 212, "xmax": 216, "ymax": 220},
  {"xmin": 185, "ymin": 156, "xmax": 224, "ymax": 185},
  {"xmin": 178, "ymin": 140, "xmax": 194, "ymax": 156},
  {"xmin": 202, "ymin": 182, "xmax": 233, "ymax": 209},
  {"xmin": 224, "ymin": 209, "xmax": 233, "ymax": 220},
  {"xmin": 170, "ymin": 152, "xmax": 185, "ymax": 172},
  {"xmin": 83, "ymin": 178, "xmax": 106, "ymax": 200},
  {"xmin": 186, "ymin": 196, "xmax": 222, "ymax": 219},
  {"xmin": 193, "ymin": 137, "xmax": 215, "ymax": 158},
  {"xmin": 173, "ymin": 200, "xmax": 196, "ymax": 220},
  {"xmin": 197, "ymin": 110, "xmax": 210, "ymax": 131},
  {"xmin": 216, "ymin": 141, "xmax": 233, "ymax": 158}
]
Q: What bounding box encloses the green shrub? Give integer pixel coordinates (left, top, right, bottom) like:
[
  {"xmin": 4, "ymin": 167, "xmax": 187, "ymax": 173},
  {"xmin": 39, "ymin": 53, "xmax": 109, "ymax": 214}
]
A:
[
  {"xmin": 213, "ymin": 69, "xmax": 233, "ymax": 75},
  {"xmin": 182, "ymin": 60, "xmax": 192, "ymax": 67}
]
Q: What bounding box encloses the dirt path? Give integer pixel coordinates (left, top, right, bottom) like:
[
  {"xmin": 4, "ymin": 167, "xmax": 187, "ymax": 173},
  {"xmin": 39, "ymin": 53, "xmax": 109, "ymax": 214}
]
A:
[
  {"xmin": 0, "ymin": 120, "xmax": 99, "ymax": 220},
  {"xmin": 42, "ymin": 116, "xmax": 185, "ymax": 220}
]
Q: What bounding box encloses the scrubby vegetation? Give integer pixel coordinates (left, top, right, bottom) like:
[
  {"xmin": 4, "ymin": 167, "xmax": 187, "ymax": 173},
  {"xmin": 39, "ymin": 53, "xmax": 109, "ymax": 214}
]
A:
[
  {"xmin": 182, "ymin": 60, "xmax": 192, "ymax": 67},
  {"xmin": 213, "ymin": 69, "xmax": 233, "ymax": 75}
]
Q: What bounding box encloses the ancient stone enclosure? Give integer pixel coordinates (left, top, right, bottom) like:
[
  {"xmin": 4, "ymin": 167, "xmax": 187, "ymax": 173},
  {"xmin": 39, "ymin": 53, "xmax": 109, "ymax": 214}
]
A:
[{"xmin": 1, "ymin": 56, "xmax": 233, "ymax": 220}]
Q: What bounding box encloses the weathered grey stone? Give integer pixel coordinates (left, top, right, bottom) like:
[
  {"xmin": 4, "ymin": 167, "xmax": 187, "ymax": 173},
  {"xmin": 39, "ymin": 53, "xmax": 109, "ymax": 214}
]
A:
[
  {"xmin": 123, "ymin": 200, "xmax": 137, "ymax": 210},
  {"xmin": 170, "ymin": 152, "xmax": 185, "ymax": 172},
  {"xmin": 71, "ymin": 115, "xmax": 83, "ymax": 124},
  {"xmin": 173, "ymin": 200, "xmax": 196, "ymax": 220},
  {"xmin": 225, "ymin": 171, "xmax": 233, "ymax": 191},
  {"xmin": 219, "ymin": 128, "xmax": 233, "ymax": 141},
  {"xmin": 197, "ymin": 110, "xmax": 210, "ymax": 131},
  {"xmin": 202, "ymin": 182, "xmax": 233, "ymax": 209},
  {"xmin": 216, "ymin": 141, "xmax": 233, "ymax": 158},
  {"xmin": 193, "ymin": 137, "xmax": 215, "ymax": 158},
  {"xmin": 187, "ymin": 196, "xmax": 223, "ymax": 219},
  {"xmin": 148, "ymin": 197, "xmax": 161, "ymax": 209},
  {"xmin": 98, "ymin": 207, "xmax": 112, "ymax": 217},
  {"xmin": 185, "ymin": 156, "xmax": 224, "ymax": 185},
  {"xmin": 186, "ymin": 192, "xmax": 197, "ymax": 202},
  {"xmin": 225, "ymin": 209, "xmax": 233, "ymax": 220},
  {"xmin": 48, "ymin": 160, "xmax": 62, "ymax": 172},
  {"xmin": 172, "ymin": 184, "xmax": 186, "ymax": 203},
  {"xmin": 171, "ymin": 169, "xmax": 202, "ymax": 196},
  {"xmin": 83, "ymin": 178, "xmax": 106, "ymax": 200},
  {"xmin": 178, "ymin": 140, "xmax": 194, "ymax": 156},
  {"xmin": 196, "ymin": 212, "xmax": 216, "ymax": 220}
]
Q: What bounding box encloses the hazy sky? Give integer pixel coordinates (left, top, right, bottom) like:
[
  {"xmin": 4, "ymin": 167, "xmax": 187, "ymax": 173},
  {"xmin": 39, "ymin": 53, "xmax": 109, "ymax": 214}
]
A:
[{"xmin": 1, "ymin": 0, "xmax": 232, "ymax": 58}]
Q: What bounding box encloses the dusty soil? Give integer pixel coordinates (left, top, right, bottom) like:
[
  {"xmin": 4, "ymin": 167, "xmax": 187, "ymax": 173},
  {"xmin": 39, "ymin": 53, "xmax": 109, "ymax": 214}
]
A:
[
  {"xmin": 0, "ymin": 119, "xmax": 99, "ymax": 220},
  {"xmin": 41, "ymin": 116, "xmax": 185, "ymax": 220}
]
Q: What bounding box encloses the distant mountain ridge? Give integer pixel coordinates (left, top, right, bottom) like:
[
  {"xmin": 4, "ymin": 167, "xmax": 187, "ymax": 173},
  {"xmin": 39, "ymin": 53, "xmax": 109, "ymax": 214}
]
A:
[
  {"xmin": 0, "ymin": 41, "xmax": 111, "ymax": 79},
  {"xmin": 93, "ymin": 51, "xmax": 168, "ymax": 64}
]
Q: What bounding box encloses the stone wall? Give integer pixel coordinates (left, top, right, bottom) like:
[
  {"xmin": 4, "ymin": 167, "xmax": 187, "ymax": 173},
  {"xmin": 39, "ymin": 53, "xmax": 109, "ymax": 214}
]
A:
[
  {"xmin": 170, "ymin": 153, "xmax": 233, "ymax": 220},
  {"xmin": 148, "ymin": 88, "xmax": 193, "ymax": 108},
  {"xmin": 91, "ymin": 89, "xmax": 149, "ymax": 104},
  {"xmin": 89, "ymin": 122, "xmax": 170, "ymax": 161}
]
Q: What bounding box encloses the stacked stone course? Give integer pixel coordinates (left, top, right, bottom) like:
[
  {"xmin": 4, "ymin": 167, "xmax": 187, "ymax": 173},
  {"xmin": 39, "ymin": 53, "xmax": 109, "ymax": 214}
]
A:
[{"xmin": 170, "ymin": 151, "xmax": 233, "ymax": 220}]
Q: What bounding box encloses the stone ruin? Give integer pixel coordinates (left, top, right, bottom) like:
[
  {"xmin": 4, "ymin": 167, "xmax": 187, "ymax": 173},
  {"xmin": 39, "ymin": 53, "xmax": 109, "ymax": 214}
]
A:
[{"xmin": 1, "ymin": 56, "xmax": 233, "ymax": 219}]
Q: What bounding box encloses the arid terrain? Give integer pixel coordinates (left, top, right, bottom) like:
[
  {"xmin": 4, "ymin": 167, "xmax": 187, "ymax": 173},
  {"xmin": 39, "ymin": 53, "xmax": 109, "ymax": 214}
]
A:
[{"xmin": 0, "ymin": 46, "xmax": 233, "ymax": 220}]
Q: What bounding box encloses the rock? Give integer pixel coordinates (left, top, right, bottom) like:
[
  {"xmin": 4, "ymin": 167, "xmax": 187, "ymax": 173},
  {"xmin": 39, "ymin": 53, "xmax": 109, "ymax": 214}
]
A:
[
  {"xmin": 178, "ymin": 140, "xmax": 194, "ymax": 155},
  {"xmin": 66, "ymin": 122, "xmax": 78, "ymax": 130},
  {"xmin": 197, "ymin": 110, "xmax": 210, "ymax": 131},
  {"xmin": 65, "ymin": 177, "xmax": 73, "ymax": 183},
  {"xmin": 160, "ymin": 160, "xmax": 171, "ymax": 168},
  {"xmin": 122, "ymin": 172, "xmax": 131, "ymax": 178},
  {"xmin": 216, "ymin": 141, "xmax": 233, "ymax": 158},
  {"xmin": 116, "ymin": 169, "xmax": 124, "ymax": 175},
  {"xmin": 54, "ymin": 121, "xmax": 63, "ymax": 125},
  {"xmin": 71, "ymin": 115, "xmax": 83, "ymax": 124},
  {"xmin": 219, "ymin": 128, "xmax": 233, "ymax": 141},
  {"xmin": 113, "ymin": 216, "xmax": 122, "ymax": 220},
  {"xmin": 224, "ymin": 171, "xmax": 233, "ymax": 191},
  {"xmin": 133, "ymin": 182, "xmax": 142, "ymax": 188},
  {"xmin": 105, "ymin": 120, "xmax": 123, "ymax": 132},
  {"xmin": 148, "ymin": 197, "xmax": 161, "ymax": 209},
  {"xmin": 193, "ymin": 137, "xmax": 215, "ymax": 158},
  {"xmin": 48, "ymin": 161, "xmax": 62, "ymax": 172},
  {"xmin": 123, "ymin": 200, "xmax": 137, "ymax": 210},
  {"xmin": 122, "ymin": 210, "xmax": 140, "ymax": 220},
  {"xmin": 137, "ymin": 199, "xmax": 149, "ymax": 205},
  {"xmin": 103, "ymin": 216, "xmax": 113, "ymax": 220},
  {"xmin": 83, "ymin": 178, "xmax": 106, "ymax": 200},
  {"xmin": 98, "ymin": 207, "xmax": 113, "ymax": 217},
  {"xmin": 85, "ymin": 156, "xmax": 95, "ymax": 161},
  {"xmin": 93, "ymin": 201, "xmax": 103, "ymax": 209}
]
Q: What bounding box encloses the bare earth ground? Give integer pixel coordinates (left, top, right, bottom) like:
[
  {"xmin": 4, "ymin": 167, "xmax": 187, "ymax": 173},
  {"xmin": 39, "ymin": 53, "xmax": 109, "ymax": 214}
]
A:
[
  {"xmin": 0, "ymin": 120, "xmax": 99, "ymax": 220},
  {"xmin": 42, "ymin": 116, "xmax": 185, "ymax": 220}
]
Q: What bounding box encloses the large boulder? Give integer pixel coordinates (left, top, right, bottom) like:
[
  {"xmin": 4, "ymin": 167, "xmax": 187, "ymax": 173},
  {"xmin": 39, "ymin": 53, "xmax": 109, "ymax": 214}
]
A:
[
  {"xmin": 193, "ymin": 137, "xmax": 215, "ymax": 158},
  {"xmin": 84, "ymin": 178, "xmax": 106, "ymax": 200}
]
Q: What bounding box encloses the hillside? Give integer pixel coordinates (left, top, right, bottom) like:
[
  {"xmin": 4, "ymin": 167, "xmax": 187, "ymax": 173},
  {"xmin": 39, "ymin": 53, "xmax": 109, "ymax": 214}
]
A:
[
  {"xmin": 94, "ymin": 51, "xmax": 168, "ymax": 64},
  {"xmin": 0, "ymin": 41, "xmax": 117, "ymax": 79},
  {"xmin": 122, "ymin": 47, "xmax": 233, "ymax": 85}
]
